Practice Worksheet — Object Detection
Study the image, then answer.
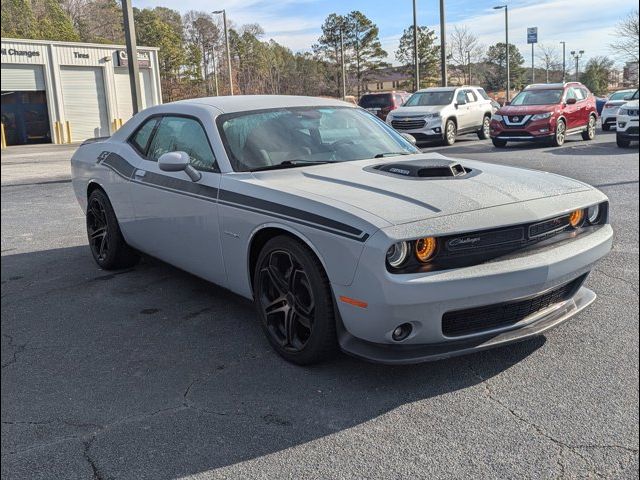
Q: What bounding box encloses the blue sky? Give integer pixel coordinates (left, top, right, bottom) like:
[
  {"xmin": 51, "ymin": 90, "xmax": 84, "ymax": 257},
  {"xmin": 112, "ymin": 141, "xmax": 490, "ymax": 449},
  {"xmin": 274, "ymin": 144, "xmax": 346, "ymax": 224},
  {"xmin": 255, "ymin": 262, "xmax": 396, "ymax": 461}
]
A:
[{"xmin": 135, "ymin": 0, "xmax": 637, "ymax": 67}]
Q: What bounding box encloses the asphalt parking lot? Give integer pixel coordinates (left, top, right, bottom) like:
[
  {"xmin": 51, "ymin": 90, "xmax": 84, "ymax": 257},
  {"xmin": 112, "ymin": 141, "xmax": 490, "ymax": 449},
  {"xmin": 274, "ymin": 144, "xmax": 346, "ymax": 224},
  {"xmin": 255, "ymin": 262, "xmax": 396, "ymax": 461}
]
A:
[{"xmin": 2, "ymin": 129, "xmax": 638, "ymax": 479}]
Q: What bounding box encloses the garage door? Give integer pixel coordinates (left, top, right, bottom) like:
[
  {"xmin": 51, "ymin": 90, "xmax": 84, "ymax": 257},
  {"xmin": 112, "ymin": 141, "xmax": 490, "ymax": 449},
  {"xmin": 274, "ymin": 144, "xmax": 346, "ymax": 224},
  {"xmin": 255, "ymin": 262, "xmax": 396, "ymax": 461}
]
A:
[
  {"xmin": 1, "ymin": 65, "xmax": 46, "ymax": 91},
  {"xmin": 114, "ymin": 68, "xmax": 154, "ymax": 121},
  {"xmin": 60, "ymin": 66, "xmax": 109, "ymax": 141}
]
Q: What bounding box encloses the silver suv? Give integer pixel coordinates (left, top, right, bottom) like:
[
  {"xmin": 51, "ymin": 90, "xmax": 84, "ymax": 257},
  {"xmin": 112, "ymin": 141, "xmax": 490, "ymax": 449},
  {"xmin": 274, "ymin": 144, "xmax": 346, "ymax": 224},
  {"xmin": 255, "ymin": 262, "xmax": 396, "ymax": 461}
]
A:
[{"xmin": 386, "ymin": 86, "xmax": 495, "ymax": 146}]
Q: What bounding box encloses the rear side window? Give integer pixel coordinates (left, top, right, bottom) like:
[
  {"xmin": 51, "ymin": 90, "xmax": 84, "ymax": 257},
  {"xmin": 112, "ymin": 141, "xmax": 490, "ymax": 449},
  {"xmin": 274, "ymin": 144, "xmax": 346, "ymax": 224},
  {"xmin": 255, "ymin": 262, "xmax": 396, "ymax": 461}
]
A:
[
  {"xmin": 129, "ymin": 117, "xmax": 158, "ymax": 155},
  {"xmin": 477, "ymin": 88, "xmax": 491, "ymax": 100},
  {"xmin": 147, "ymin": 116, "xmax": 218, "ymax": 172},
  {"xmin": 359, "ymin": 94, "xmax": 392, "ymax": 108},
  {"xmin": 573, "ymin": 88, "xmax": 586, "ymax": 101},
  {"xmin": 394, "ymin": 94, "xmax": 404, "ymax": 106},
  {"xmin": 465, "ymin": 90, "xmax": 478, "ymax": 102}
]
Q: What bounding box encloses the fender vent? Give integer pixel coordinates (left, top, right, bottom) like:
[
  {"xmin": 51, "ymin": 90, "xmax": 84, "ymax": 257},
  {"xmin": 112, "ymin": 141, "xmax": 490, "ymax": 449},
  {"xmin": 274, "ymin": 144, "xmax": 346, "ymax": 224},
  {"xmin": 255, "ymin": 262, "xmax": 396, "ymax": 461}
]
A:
[{"xmin": 374, "ymin": 159, "xmax": 469, "ymax": 178}]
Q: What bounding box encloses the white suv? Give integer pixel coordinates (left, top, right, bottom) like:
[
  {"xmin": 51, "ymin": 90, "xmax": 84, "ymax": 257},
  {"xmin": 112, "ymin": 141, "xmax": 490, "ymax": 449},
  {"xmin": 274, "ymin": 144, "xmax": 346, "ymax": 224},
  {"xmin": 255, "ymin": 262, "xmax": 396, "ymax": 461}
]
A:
[
  {"xmin": 616, "ymin": 89, "xmax": 639, "ymax": 148},
  {"xmin": 386, "ymin": 86, "xmax": 495, "ymax": 146}
]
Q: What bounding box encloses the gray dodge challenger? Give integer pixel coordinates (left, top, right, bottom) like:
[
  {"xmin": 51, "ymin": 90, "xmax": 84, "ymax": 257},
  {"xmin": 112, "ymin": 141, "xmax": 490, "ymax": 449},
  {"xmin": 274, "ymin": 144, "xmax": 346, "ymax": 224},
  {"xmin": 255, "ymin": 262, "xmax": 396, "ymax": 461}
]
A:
[{"xmin": 71, "ymin": 95, "xmax": 613, "ymax": 365}]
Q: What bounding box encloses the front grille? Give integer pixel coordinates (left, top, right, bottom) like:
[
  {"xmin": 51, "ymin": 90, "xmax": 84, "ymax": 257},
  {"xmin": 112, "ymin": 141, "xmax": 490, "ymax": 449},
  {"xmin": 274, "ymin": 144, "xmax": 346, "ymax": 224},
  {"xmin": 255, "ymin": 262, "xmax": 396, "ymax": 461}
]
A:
[
  {"xmin": 442, "ymin": 276, "xmax": 585, "ymax": 337},
  {"xmin": 392, "ymin": 119, "xmax": 426, "ymax": 130},
  {"xmin": 498, "ymin": 130, "xmax": 532, "ymax": 136},
  {"xmin": 626, "ymin": 127, "xmax": 639, "ymax": 135}
]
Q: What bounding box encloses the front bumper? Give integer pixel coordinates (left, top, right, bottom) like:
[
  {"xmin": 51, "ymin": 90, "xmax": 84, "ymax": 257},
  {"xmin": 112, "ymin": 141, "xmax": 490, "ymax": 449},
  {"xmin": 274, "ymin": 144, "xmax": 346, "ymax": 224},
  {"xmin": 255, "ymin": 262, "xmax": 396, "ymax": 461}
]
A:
[
  {"xmin": 388, "ymin": 117, "xmax": 443, "ymax": 141},
  {"xmin": 490, "ymin": 118, "xmax": 555, "ymax": 142},
  {"xmin": 333, "ymin": 224, "xmax": 613, "ymax": 364},
  {"xmin": 616, "ymin": 115, "xmax": 639, "ymax": 139}
]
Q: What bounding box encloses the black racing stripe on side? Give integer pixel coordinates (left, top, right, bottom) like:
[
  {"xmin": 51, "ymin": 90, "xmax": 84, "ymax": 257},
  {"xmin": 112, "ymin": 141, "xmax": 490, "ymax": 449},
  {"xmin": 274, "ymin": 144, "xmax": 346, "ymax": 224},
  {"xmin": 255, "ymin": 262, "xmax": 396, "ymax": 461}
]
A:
[
  {"xmin": 219, "ymin": 199, "xmax": 370, "ymax": 242},
  {"xmin": 219, "ymin": 189, "xmax": 366, "ymax": 238},
  {"xmin": 101, "ymin": 152, "xmax": 136, "ymax": 179},
  {"xmin": 141, "ymin": 171, "xmax": 219, "ymax": 200}
]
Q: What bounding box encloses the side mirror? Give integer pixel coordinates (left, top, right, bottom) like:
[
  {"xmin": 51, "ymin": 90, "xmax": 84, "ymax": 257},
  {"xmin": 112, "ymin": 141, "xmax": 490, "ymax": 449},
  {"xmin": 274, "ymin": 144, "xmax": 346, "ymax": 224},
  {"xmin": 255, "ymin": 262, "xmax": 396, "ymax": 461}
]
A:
[
  {"xmin": 158, "ymin": 151, "xmax": 201, "ymax": 181},
  {"xmin": 400, "ymin": 133, "xmax": 417, "ymax": 145},
  {"xmin": 504, "ymin": 101, "xmax": 511, "ymax": 106},
  {"xmin": 566, "ymin": 98, "xmax": 577, "ymax": 105}
]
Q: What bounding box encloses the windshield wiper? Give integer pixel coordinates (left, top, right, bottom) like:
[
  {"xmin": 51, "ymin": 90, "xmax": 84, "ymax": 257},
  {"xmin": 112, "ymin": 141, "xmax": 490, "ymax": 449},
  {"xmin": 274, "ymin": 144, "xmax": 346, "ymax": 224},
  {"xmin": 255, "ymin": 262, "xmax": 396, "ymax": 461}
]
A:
[
  {"xmin": 249, "ymin": 160, "xmax": 337, "ymax": 172},
  {"xmin": 373, "ymin": 152, "xmax": 412, "ymax": 158}
]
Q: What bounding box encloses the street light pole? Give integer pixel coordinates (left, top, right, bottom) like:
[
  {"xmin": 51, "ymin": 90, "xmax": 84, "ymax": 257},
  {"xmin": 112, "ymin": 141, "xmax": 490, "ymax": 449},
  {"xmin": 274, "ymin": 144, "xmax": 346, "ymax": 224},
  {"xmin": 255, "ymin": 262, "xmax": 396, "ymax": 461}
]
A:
[
  {"xmin": 560, "ymin": 41, "xmax": 566, "ymax": 82},
  {"xmin": 213, "ymin": 10, "xmax": 234, "ymax": 95},
  {"xmin": 413, "ymin": 0, "xmax": 420, "ymax": 91},
  {"xmin": 340, "ymin": 27, "xmax": 346, "ymax": 99},
  {"xmin": 439, "ymin": 0, "xmax": 447, "ymax": 86},
  {"xmin": 121, "ymin": 0, "xmax": 142, "ymax": 114},
  {"xmin": 466, "ymin": 50, "xmax": 471, "ymax": 84},
  {"xmin": 571, "ymin": 50, "xmax": 584, "ymax": 81},
  {"xmin": 494, "ymin": 5, "xmax": 510, "ymax": 101}
]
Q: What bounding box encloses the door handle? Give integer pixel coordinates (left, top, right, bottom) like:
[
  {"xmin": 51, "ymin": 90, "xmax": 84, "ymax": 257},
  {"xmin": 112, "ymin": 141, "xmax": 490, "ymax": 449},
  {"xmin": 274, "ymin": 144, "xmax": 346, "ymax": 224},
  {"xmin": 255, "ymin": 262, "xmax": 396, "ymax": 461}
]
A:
[{"xmin": 134, "ymin": 169, "xmax": 146, "ymax": 178}]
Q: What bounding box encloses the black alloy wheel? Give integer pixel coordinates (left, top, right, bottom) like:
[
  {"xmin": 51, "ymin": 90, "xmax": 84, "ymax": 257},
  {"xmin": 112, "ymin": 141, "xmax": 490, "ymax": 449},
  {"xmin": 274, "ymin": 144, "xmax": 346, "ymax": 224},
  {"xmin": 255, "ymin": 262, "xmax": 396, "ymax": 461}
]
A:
[
  {"xmin": 87, "ymin": 196, "xmax": 110, "ymax": 263},
  {"xmin": 254, "ymin": 236, "xmax": 337, "ymax": 364}
]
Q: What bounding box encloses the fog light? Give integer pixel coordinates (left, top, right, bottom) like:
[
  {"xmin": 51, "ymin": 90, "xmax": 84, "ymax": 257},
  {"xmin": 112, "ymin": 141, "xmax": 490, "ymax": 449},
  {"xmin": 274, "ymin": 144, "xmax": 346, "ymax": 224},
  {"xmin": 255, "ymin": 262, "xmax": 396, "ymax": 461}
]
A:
[
  {"xmin": 568, "ymin": 209, "xmax": 584, "ymax": 228},
  {"xmin": 415, "ymin": 237, "xmax": 437, "ymax": 263},
  {"xmin": 392, "ymin": 323, "xmax": 412, "ymax": 341},
  {"xmin": 619, "ymin": 122, "xmax": 626, "ymax": 128},
  {"xmin": 434, "ymin": 127, "xmax": 441, "ymax": 133},
  {"xmin": 539, "ymin": 128, "xmax": 549, "ymax": 133}
]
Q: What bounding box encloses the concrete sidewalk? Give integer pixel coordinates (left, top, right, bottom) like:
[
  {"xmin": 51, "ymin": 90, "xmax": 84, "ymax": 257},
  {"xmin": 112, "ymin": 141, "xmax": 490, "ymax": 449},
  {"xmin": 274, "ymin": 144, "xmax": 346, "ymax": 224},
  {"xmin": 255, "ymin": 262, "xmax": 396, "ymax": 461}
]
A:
[{"xmin": 1, "ymin": 143, "xmax": 79, "ymax": 186}]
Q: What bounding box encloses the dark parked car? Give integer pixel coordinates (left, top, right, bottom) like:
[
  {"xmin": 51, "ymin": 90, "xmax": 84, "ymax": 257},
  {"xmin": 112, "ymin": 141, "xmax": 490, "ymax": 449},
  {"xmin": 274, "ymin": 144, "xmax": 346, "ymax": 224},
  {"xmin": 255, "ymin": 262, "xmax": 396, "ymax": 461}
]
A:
[
  {"xmin": 490, "ymin": 82, "xmax": 597, "ymax": 147},
  {"xmin": 359, "ymin": 91, "xmax": 410, "ymax": 120}
]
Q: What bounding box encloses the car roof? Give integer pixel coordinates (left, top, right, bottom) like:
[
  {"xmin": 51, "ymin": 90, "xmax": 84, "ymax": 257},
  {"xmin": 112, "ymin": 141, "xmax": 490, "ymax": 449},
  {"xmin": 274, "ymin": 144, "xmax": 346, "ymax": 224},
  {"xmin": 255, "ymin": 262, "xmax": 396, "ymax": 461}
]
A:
[
  {"xmin": 525, "ymin": 82, "xmax": 584, "ymax": 90},
  {"xmin": 172, "ymin": 95, "xmax": 354, "ymax": 114},
  {"xmin": 415, "ymin": 86, "xmax": 483, "ymax": 93}
]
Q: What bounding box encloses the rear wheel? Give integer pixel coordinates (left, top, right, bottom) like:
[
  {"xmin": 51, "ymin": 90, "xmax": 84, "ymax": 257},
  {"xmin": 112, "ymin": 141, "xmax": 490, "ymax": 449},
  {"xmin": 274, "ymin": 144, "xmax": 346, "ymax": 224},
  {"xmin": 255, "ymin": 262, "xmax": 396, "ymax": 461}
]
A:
[
  {"xmin": 582, "ymin": 115, "xmax": 596, "ymax": 140},
  {"xmin": 550, "ymin": 119, "xmax": 566, "ymax": 146},
  {"xmin": 86, "ymin": 189, "xmax": 140, "ymax": 270},
  {"xmin": 253, "ymin": 236, "xmax": 337, "ymax": 365},
  {"xmin": 492, "ymin": 138, "xmax": 507, "ymax": 148},
  {"xmin": 442, "ymin": 119, "xmax": 457, "ymax": 146},
  {"xmin": 477, "ymin": 115, "xmax": 491, "ymax": 140},
  {"xmin": 616, "ymin": 134, "xmax": 631, "ymax": 148}
]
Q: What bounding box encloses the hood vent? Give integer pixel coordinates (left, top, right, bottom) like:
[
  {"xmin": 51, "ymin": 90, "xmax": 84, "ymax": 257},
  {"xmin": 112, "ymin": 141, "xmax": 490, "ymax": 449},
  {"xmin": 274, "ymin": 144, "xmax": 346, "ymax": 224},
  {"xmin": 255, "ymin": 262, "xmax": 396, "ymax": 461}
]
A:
[{"xmin": 373, "ymin": 159, "xmax": 470, "ymax": 179}]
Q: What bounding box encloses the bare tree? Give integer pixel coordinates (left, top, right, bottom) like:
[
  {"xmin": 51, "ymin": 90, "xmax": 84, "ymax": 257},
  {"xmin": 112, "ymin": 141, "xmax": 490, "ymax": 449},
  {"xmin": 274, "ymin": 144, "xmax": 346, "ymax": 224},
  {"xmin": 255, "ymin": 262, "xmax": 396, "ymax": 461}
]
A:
[
  {"xmin": 536, "ymin": 44, "xmax": 562, "ymax": 83},
  {"xmin": 610, "ymin": 9, "xmax": 639, "ymax": 63},
  {"xmin": 448, "ymin": 25, "xmax": 483, "ymax": 84}
]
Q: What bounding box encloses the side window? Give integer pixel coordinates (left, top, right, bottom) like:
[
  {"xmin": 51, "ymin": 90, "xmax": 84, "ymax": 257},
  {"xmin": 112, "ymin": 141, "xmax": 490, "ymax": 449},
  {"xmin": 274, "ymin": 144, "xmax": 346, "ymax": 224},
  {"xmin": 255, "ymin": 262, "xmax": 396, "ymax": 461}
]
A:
[
  {"xmin": 128, "ymin": 117, "xmax": 159, "ymax": 156},
  {"xmin": 465, "ymin": 90, "xmax": 477, "ymax": 102},
  {"xmin": 565, "ymin": 88, "xmax": 577, "ymax": 101},
  {"xmin": 147, "ymin": 116, "xmax": 218, "ymax": 172},
  {"xmin": 456, "ymin": 90, "xmax": 467, "ymax": 104},
  {"xmin": 580, "ymin": 88, "xmax": 590, "ymax": 99},
  {"xmin": 477, "ymin": 88, "xmax": 491, "ymax": 100},
  {"xmin": 394, "ymin": 94, "xmax": 404, "ymax": 106},
  {"xmin": 574, "ymin": 88, "xmax": 586, "ymax": 101}
]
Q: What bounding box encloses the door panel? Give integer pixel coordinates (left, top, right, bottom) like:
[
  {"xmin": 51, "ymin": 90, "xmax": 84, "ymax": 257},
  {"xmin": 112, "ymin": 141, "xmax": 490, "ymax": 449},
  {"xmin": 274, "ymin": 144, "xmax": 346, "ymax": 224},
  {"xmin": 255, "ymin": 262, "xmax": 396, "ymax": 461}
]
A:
[
  {"xmin": 563, "ymin": 88, "xmax": 582, "ymax": 130},
  {"xmin": 455, "ymin": 90, "xmax": 472, "ymax": 129}
]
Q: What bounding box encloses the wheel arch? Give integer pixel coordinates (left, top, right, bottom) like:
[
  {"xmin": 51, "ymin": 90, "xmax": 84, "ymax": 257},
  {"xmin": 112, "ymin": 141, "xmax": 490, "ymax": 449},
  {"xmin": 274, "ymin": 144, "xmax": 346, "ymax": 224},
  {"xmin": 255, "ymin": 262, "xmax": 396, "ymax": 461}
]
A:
[
  {"xmin": 246, "ymin": 224, "xmax": 331, "ymax": 292},
  {"xmin": 87, "ymin": 180, "xmax": 106, "ymax": 199}
]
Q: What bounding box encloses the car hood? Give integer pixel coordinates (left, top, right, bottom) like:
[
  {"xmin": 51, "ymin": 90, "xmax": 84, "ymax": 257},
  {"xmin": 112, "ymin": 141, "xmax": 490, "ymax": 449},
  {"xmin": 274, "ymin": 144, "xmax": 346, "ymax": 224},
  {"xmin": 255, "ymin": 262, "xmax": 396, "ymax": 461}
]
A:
[
  {"xmin": 622, "ymin": 100, "xmax": 639, "ymax": 108},
  {"xmin": 390, "ymin": 105, "xmax": 445, "ymax": 116},
  {"xmin": 251, "ymin": 154, "xmax": 591, "ymax": 226},
  {"xmin": 603, "ymin": 100, "xmax": 628, "ymax": 107},
  {"xmin": 498, "ymin": 104, "xmax": 558, "ymax": 116}
]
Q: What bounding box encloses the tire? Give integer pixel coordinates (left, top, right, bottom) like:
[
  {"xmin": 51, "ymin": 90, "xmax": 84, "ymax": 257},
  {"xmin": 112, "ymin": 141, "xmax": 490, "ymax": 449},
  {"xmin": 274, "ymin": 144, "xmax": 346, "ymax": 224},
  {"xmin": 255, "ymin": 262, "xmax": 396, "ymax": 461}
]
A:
[
  {"xmin": 550, "ymin": 119, "xmax": 566, "ymax": 146},
  {"xmin": 602, "ymin": 124, "xmax": 610, "ymax": 132},
  {"xmin": 492, "ymin": 138, "xmax": 507, "ymax": 148},
  {"xmin": 86, "ymin": 189, "xmax": 140, "ymax": 270},
  {"xmin": 616, "ymin": 135, "xmax": 631, "ymax": 148},
  {"xmin": 477, "ymin": 115, "xmax": 491, "ymax": 140},
  {"xmin": 253, "ymin": 235, "xmax": 337, "ymax": 365},
  {"xmin": 582, "ymin": 115, "xmax": 596, "ymax": 141},
  {"xmin": 442, "ymin": 119, "xmax": 457, "ymax": 146}
]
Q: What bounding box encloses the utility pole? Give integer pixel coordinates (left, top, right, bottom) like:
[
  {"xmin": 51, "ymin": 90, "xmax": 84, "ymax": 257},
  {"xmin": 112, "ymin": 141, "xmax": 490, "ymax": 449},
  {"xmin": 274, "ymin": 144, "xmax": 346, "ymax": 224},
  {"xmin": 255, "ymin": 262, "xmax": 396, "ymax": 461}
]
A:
[
  {"xmin": 121, "ymin": 0, "xmax": 142, "ymax": 114},
  {"xmin": 212, "ymin": 52, "xmax": 219, "ymax": 96},
  {"xmin": 340, "ymin": 27, "xmax": 346, "ymax": 99},
  {"xmin": 213, "ymin": 10, "xmax": 234, "ymax": 95},
  {"xmin": 531, "ymin": 43, "xmax": 535, "ymax": 83},
  {"xmin": 494, "ymin": 5, "xmax": 510, "ymax": 101},
  {"xmin": 560, "ymin": 41, "xmax": 566, "ymax": 82},
  {"xmin": 466, "ymin": 50, "xmax": 471, "ymax": 84},
  {"xmin": 413, "ymin": 0, "xmax": 420, "ymax": 92},
  {"xmin": 439, "ymin": 0, "xmax": 447, "ymax": 86}
]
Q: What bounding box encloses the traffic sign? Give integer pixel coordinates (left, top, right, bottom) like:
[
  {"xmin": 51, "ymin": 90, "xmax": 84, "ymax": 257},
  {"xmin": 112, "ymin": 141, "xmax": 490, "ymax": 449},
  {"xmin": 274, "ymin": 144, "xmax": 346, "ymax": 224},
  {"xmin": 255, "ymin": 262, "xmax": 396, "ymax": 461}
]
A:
[{"xmin": 527, "ymin": 27, "xmax": 538, "ymax": 44}]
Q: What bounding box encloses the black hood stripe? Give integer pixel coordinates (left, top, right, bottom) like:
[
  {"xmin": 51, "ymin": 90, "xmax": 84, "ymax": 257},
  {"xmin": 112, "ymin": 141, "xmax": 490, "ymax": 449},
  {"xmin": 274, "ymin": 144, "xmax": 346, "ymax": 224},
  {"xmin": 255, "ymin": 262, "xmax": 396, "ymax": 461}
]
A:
[{"xmin": 96, "ymin": 152, "xmax": 370, "ymax": 242}]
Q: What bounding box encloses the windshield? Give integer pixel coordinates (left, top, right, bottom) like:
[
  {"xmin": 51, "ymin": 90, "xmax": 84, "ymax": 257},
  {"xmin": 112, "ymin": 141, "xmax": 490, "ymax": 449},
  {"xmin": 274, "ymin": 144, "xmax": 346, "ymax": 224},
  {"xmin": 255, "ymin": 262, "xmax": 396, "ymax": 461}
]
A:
[
  {"xmin": 404, "ymin": 91, "xmax": 454, "ymax": 106},
  {"xmin": 510, "ymin": 89, "xmax": 564, "ymax": 105},
  {"xmin": 218, "ymin": 106, "xmax": 420, "ymax": 172},
  {"xmin": 633, "ymin": 90, "xmax": 639, "ymax": 100},
  {"xmin": 610, "ymin": 90, "xmax": 634, "ymax": 101},
  {"xmin": 359, "ymin": 94, "xmax": 392, "ymax": 108}
]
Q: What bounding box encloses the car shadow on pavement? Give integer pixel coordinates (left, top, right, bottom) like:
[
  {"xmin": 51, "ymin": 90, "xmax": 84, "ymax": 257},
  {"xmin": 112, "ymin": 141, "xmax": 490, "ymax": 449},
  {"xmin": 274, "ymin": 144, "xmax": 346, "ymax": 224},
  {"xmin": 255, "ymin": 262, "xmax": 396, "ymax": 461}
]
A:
[{"xmin": 1, "ymin": 246, "xmax": 545, "ymax": 479}]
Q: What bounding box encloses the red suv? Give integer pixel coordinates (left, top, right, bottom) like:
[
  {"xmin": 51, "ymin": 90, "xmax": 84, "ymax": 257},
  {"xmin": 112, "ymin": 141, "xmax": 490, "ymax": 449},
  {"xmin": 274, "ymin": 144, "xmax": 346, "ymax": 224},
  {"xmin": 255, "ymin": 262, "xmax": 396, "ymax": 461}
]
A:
[
  {"xmin": 359, "ymin": 91, "xmax": 410, "ymax": 120},
  {"xmin": 490, "ymin": 82, "xmax": 597, "ymax": 147}
]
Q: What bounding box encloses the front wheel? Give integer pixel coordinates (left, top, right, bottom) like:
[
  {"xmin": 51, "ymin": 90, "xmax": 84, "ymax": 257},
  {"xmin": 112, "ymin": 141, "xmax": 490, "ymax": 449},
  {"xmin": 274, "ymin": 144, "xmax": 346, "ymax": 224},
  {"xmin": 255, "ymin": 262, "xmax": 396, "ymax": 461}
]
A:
[
  {"xmin": 492, "ymin": 138, "xmax": 507, "ymax": 148},
  {"xmin": 616, "ymin": 135, "xmax": 631, "ymax": 148},
  {"xmin": 86, "ymin": 189, "xmax": 139, "ymax": 270},
  {"xmin": 442, "ymin": 119, "xmax": 457, "ymax": 146},
  {"xmin": 253, "ymin": 236, "xmax": 337, "ymax": 365},
  {"xmin": 582, "ymin": 116, "xmax": 596, "ymax": 141},
  {"xmin": 477, "ymin": 115, "xmax": 491, "ymax": 140},
  {"xmin": 550, "ymin": 119, "xmax": 566, "ymax": 146}
]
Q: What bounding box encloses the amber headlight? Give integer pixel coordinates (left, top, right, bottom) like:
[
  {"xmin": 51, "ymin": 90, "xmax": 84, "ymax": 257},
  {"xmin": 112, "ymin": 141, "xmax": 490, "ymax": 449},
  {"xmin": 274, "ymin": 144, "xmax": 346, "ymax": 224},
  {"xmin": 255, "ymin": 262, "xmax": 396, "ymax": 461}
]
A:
[
  {"xmin": 415, "ymin": 237, "xmax": 437, "ymax": 263},
  {"xmin": 386, "ymin": 241, "xmax": 409, "ymax": 268},
  {"xmin": 568, "ymin": 209, "xmax": 585, "ymax": 228}
]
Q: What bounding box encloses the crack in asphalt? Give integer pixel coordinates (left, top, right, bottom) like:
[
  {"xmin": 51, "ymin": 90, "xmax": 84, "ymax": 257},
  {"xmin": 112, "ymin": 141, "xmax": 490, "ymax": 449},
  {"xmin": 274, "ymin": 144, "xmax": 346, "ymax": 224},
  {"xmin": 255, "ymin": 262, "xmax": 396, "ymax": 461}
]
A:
[
  {"xmin": 594, "ymin": 269, "xmax": 639, "ymax": 297},
  {"xmin": 1, "ymin": 334, "xmax": 27, "ymax": 369},
  {"xmin": 467, "ymin": 363, "xmax": 638, "ymax": 479},
  {"xmin": 83, "ymin": 436, "xmax": 103, "ymax": 480}
]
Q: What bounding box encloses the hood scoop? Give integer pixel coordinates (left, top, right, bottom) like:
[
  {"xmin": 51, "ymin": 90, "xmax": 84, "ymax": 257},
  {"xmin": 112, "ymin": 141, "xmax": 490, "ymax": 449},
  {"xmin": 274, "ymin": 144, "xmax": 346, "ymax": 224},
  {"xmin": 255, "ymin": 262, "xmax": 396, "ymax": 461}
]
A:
[{"xmin": 371, "ymin": 158, "xmax": 470, "ymax": 179}]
